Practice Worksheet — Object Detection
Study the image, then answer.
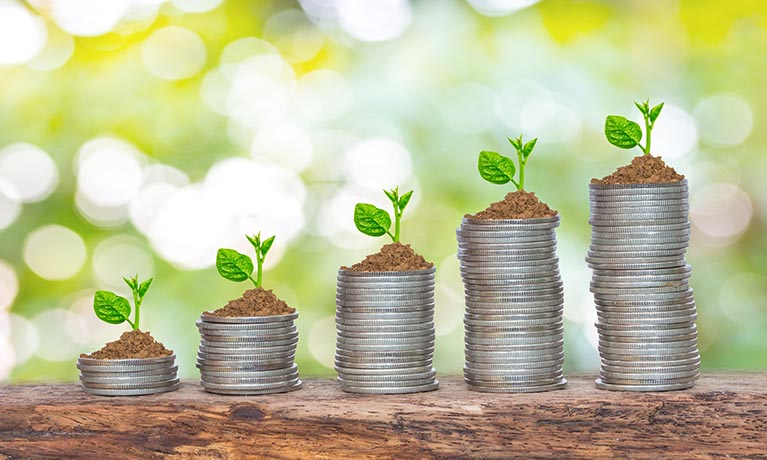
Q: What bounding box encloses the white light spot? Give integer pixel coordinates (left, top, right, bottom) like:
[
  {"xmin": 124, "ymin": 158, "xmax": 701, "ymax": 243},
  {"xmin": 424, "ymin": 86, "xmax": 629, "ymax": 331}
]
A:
[
  {"xmin": 26, "ymin": 23, "xmax": 75, "ymax": 71},
  {"xmin": 51, "ymin": 0, "xmax": 130, "ymax": 37},
  {"xmin": 75, "ymin": 191, "xmax": 129, "ymax": 227},
  {"xmin": 434, "ymin": 277, "xmax": 463, "ymax": 336},
  {"xmin": 651, "ymin": 104, "xmax": 698, "ymax": 159},
  {"xmin": 23, "ymin": 225, "xmax": 87, "ymax": 280},
  {"xmin": 440, "ymin": 83, "xmax": 498, "ymax": 134},
  {"xmin": 293, "ymin": 69, "xmax": 354, "ymax": 125},
  {"xmin": 200, "ymin": 67, "xmax": 230, "ymax": 115},
  {"xmin": 0, "ymin": 333, "xmax": 13, "ymax": 380},
  {"xmin": 307, "ymin": 315, "xmax": 335, "ymax": 369},
  {"xmin": 141, "ymin": 26, "xmax": 207, "ymax": 81},
  {"xmin": 170, "ymin": 0, "xmax": 223, "ymax": 13},
  {"xmin": 0, "ymin": 180, "xmax": 21, "ymax": 230},
  {"xmin": 92, "ymin": 235, "xmax": 154, "ymax": 289},
  {"xmin": 8, "ymin": 314, "xmax": 38, "ymax": 365},
  {"xmin": 76, "ymin": 137, "xmax": 144, "ymax": 207},
  {"xmin": 227, "ymin": 53, "xmax": 296, "ymax": 128},
  {"xmin": 336, "ymin": 0, "xmax": 412, "ymax": 42},
  {"xmin": 467, "ymin": 0, "xmax": 540, "ymax": 16},
  {"xmin": 32, "ymin": 308, "xmax": 81, "ymax": 361},
  {"xmin": 520, "ymin": 92, "xmax": 581, "ymax": 144},
  {"xmin": 70, "ymin": 291, "xmax": 120, "ymax": 349},
  {"xmin": 0, "ymin": 143, "xmax": 59, "ymax": 203},
  {"xmin": 691, "ymin": 183, "xmax": 752, "ymax": 244},
  {"xmin": 0, "ymin": 261, "xmax": 18, "ymax": 312},
  {"xmin": 264, "ymin": 9, "xmax": 325, "ymax": 63},
  {"xmin": 129, "ymin": 182, "xmax": 183, "ymax": 235},
  {"xmin": 718, "ymin": 273, "xmax": 767, "ymax": 328},
  {"xmin": 0, "ymin": 1, "xmax": 47, "ymax": 65},
  {"xmin": 343, "ymin": 137, "xmax": 412, "ymax": 191},
  {"xmin": 251, "ymin": 124, "xmax": 314, "ymax": 172},
  {"xmin": 693, "ymin": 93, "xmax": 754, "ymax": 148},
  {"xmin": 219, "ymin": 37, "xmax": 279, "ymax": 74}
]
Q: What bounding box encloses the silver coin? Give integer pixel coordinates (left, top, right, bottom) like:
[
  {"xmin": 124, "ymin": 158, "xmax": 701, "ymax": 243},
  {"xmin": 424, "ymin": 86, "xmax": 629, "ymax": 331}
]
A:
[
  {"xmin": 336, "ymin": 302, "xmax": 434, "ymax": 311},
  {"xmin": 465, "ymin": 324, "xmax": 564, "ymax": 336},
  {"xmin": 336, "ymin": 285, "xmax": 435, "ymax": 296},
  {"xmin": 81, "ymin": 377, "xmax": 180, "ymax": 390},
  {"xmin": 78, "ymin": 364, "xmax": 179, "ymax": 378},
  {"xmin": 337, "ymin": 328, "xmax": 435, "ymax": 339},
  {"xmin": 458, "ymin": 242, "xmax": 558, "ymax": 253},
  {"xmin": 590, "ymin": 280, "xmax": 690, "ymax": 291},
  {"xmin": 335, "ymin": 318, "xmax": 435, "ymax": 329},
  {"xmin": 594, "ymin": 378, "xmax": 694, "ymax": 392},
  {"xmin": 337, "ymin": 369, "xmax": 437, "ymax": 382},
  {"xmin": 465, "ymin": 357, "xmax": 563, "ymax": 370},
  {"xmin": 460, "ymin": 270, "xmax": 561, "ymax": 281},
  {"xmin": 599, "ymin": 373, "xmax": 699, "ymax": 386},
  {"xmin": 337, "ymin": 323, "xmax": 434, "ymax": 334},
  {"xmin": 336, "ymin": 278, "xmax": 435, "ymax": 288},
  {"xmin": 335, "ymin": 342, "xmax": 435, "ymax": 353},
  {"xmin": 459, "ymin": 222, "xmax": 559, "ymax": 233},
  {"xmin": 462, "ymin": 215, "xmax": 560, "ymax": 225},
  {"xmin": 589, "ymin": 197, "xmax": 689, "ymax": 207},
  {"xmin": 464, "ymin": 311, "xmax": 564, "ymax": 324},
  {"xmin": 589, "ymin": 216, "xmax": 689, "ymax": 226},
  {"xmin": 600, "ymin": 356, "xmax": 701, "ymax": 368},
  {"xmin": 202, "ymin": 370, "xmax": 300, "ymax": 385},
  {"xmin": 200, "ymin": 363, "xmax": 298, "ymax": 377},
  {"xmin": 463, "ymin": 285, "xmax": 564, "ymax": 297},
  {"xmin": 466, "ymin": 334, "xmax": 563, "ymax": 347},
  {"xmin": 462, "ymin": 276, "xmax": 562, "ymax": 287},
  {"xmin": 79, "ymin": 370, "xmax": 178, "ymax": 385},
  {"xmin": 466, "ymin": 340, "xmax": 564, "ymax": 353},
  {"xmin": 598, "ymin": 346, "xmax": 699, "ymax": 358},
  {"xmin": 201, "ymin": 376, "xmax": 301, "ymax": 391},
  {"xmin": 457, "ymin": 253, "xmax": 560, "ymax": 265},
  {"xmin": 199, "ymin": 312, "xmax": 298, "ymax": 324},
  {"xmin": 77, "ymin": 354, "xmax": 176, "ymax": 367},
  {"xmin": 588, "ymin": 188, "xmax": 688, "ymax": 198},
  {"xmin": 457, "ymin": 235, "xmax": 558, "ymax": 246},
  {"xmin": 465, "ymin": 350, "xmax": 564, "ymax": 363},
  {"xmin": 197, "ymin": 355, "xmax": 294, "ymax": 366},
  {"xmin": 593, "ymin": 297, "xmax": 695, "ymax": 309},
  {"xmin": 338, "ymin": 380, "xmax": 439, "ymax": 394},
  {"xmin": 459, "ymin": 258, "xmax": 560, "ymax": 269},
  {"xmin": 590, "ymin": 204, "xmax": 689, "ymax": 214},
  {"xmin": 196, "ymin": 361, "xmax": 296, "ymax": 373},
  {"xmin": 589, "ymin": 243, "xmax": 689, "ymax": 253},
  {"xmin": 335, "ymin": 312, "xmax": 434, "ymax": 323},
  {"xmin": 198, "ymin": 347, "xmax": 296, "ymax": 360},
  {"xmin": 465, "ymin": 297, "xmax": 564, "ymax": 308},
  {"xmin": 338, "ymin": 267, "xmax": 435, "ymax": 277},
  {"xmin": 198, "ymin": 339, "xmax": 297, "ymax": 351},
  {"xmin": 600, "ymin": 367, "xmax": 700, "ymax": 379},
  {"xmin": 202, "ymin": 380, "xmax": 303, "ymax": 396},
  {"xmin": 199, "ymin": 335, "xmax": 299, "ymax": 347},
  {"xmin": 335, "ymin": 346, "xmax": 435, "ymax": 358},
  {"xmin": 465, "ymin": 293, "xmax": 563, "ymax": 304},
  {"xmin": 197, "ymin": 329, "xmax": 299, "ymax": 340},
  {"xmin": 463, "ymin": 363, "xmax": 562, "ymax": 375},
  {"xmin": 598, "ymin": 332, "xmax": 698, "ymax": 345},
  {"xmin": 596, "ymin": 312, "xmax": 697, "ymax": 324},
  {"xmin": 467, "ymin": 379, "xmax": 566, "ymax": 393},
  {"xmin": 600, "ymin": 361, "xmax": 700, "ymax": 373},
  {"xmin": 595, "ymin": 323, "xmax": 696, "ymax": 336},
  {"xmin": 81, "ymin": 381, "xmax": 181, "ymax": 396},
  {"xmin": 334, "ymin": 359, "xmax": 433, "ymax": 370},
  {"xmin": 591, "ymin": 273, "xmax": 691, "ymax": 284},
  {"xmin": 589, "ymin": 180, "xmax": 688, "ymax": 190},
  {"xmin": 195, "ymin": 321, "xmax": 297, "ymax": 333},
  {"xmin": 464, "ymin": 373, "xmax": 564, "ymax": 385},
  {"xmin": 594, "ymin": 288, "xmax": 694, "ymax": 301},
  {"xmin": 591, "ymin": 284, "xmax": 690, "ymax": 296},
  {"xmin": 336, "ymin": 334, "xmax": 435, "ymax": 346},
  {"xmin": 464, "ymin": 316, "xmax": 563, "ymax": 329},
  {"xmin": 334, "ymin": 364, "xmax": 435, "ymax": 376},
  {"xmin": 595, "ymin": 304, "xmax": 697, "ymax": 317},
  {"xmin": 76, "ymin": 361, "xmax": 177, "ymax": 373}
]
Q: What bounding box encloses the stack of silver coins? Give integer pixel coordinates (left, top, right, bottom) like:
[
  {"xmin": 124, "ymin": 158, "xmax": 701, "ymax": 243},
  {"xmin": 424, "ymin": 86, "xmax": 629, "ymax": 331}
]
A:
[
  {"xmin": 77, "ymin": 354, "xmax": 179, "ymax": 396},
  {"xmin": 588, "ymin": 180, "xmax": 700, "ymax": 391},
  {"xmin": 335, "ymin": 267, "xmax": 439, "ymax": 394},
  {"xmin": 196, "ymin": 312, "xmax": 302, "ymax": 395},
  {"xmin": 457, "ymin": 216, "xmax": 566, "ymax": 393}
]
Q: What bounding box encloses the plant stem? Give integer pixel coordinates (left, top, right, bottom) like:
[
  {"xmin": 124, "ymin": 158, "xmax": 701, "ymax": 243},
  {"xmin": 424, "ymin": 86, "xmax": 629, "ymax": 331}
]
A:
[
  {"xmin": 393, "ymin": 206, "xmax": 401, "ymax": 243},
  {"xmin": 248, "ymin": 275, "xmax": 258, "ymax": 288},
  {"xmin": 517, "ymin": 151, "xmax": 525, "ymax": 190},
  {"xmin": 132, "ymin": 287, "xmax": 141, "ymax": 331},
  {"xmin": 255, "ymin": 255, "xmax": 263, "ymax": 288},
  {"xmin": 644, "ymin": 113, "xmax": 652, "ymax": 156}
]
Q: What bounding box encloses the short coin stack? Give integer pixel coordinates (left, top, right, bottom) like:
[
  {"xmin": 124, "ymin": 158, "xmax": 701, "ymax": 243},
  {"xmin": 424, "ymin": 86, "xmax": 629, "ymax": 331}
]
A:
[
  {"xmin": 196, "ymin": 312, "xmax": 302, "ymax": 395},
  {"xmin": 588, "ymin": 180, "xmax": 700, "ymax": 391},
  {"xmin": 77, "ymin": 354, "xmax": 179, "ymax": 396},
  {"xmin": 335, "ymin": 267, "xmax": 439, "ymax": 394},
  {"xmin": 457, "ymin": 216, "xmax": 566, "ymax": 393}
]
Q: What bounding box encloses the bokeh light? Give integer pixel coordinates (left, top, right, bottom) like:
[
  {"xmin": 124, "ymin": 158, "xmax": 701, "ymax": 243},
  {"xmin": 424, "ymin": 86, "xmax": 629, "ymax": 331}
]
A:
[
  {"xmin": 0, "ymin": 0, "xmax": 47, "ymax": 65},
  {"xmin": 0, "ymin": 261, "xmax": 18, "ymax": 312},
  {"xmin": 141, "ymin": 26, "xmax": 207, "ymax": 81},
  {"xmin": 336, "ymin": 0, "xmax": 412, "ymax": 42},
  {"xmin": 23, "ymin": 225, "xmax": 87, "ymax": 280},
  {"xmin": 693, "ymin": 93, "xmax": 754, "ymax": 148},
  {"xmin": 0, "ymin": 143, "xmax": 59, "ymax": 203}
]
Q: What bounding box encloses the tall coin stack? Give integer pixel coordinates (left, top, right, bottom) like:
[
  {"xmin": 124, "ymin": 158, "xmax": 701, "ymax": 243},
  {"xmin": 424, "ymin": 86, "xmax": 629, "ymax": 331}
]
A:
[
  {"xmin": 457, "ymin": 216, "xmax": 567, "ymax": 392},
  {"xmin": 335, "ymin": 268, "xmax": 439, "ymax": 394},
  {"xmin": 588, "ymin": 180, "xmax": 700, "ymax": 391},
  {"xmin": 196, "ymin": 312, "xmax": 302, "ymax": 395},
  {"xmin": 77, "ymin": 354, "xmax": 179, "ymax": 396}
]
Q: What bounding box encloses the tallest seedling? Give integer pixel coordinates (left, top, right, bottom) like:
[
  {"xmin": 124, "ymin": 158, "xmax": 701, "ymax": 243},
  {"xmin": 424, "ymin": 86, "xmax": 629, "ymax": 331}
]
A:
[{"xmin": 604, "ymin": 99, "xmax": 664, "ymax": 155}]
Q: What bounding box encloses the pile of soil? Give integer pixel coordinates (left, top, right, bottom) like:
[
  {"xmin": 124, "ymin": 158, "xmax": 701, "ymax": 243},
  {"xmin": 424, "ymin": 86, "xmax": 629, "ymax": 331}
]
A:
[
  {"xmin": 83, "ymin": 330, "xmax": 173, "ymax": 359},
  {"xmin": 206, "ymin": 287, "xmax": 295, "ymax": 317},
  {"xmin": 344, "ymin": 242, "xmax": 434, "ymax": 272},
  {"xmin": 592, "ymin": 154, "xmax": 685, "ymax": 185},
  {"xmin": 469, "ymin": 190, "xmax": 558, "ymax": 220}
]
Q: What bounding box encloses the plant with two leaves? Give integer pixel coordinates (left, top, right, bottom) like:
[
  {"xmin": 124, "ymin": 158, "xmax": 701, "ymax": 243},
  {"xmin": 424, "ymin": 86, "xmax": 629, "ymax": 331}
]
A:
[
  {"xmin": 478, "ymin": 134, "xmax": 538, "ymax": 190},
  {"xmin": 604, "ymin": 99, "xmax": 664, "ymax": 155},
  {"xmin": 93, "ymin": 275, "xmax": 153, "ymax": 330},
  {"xmin": 216, "ymin": 232, "xmax": 275, "ymax": 288},
  {"xmin": 354, "ymin": 187, "xmax": 413, "ymax": 243}
]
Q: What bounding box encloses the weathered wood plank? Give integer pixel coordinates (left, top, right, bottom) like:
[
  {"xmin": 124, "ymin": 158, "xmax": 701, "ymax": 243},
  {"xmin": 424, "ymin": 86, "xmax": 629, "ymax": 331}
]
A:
[{"xmin": 0, "ymin": 373, "xmax": 765, "ymax": 460}]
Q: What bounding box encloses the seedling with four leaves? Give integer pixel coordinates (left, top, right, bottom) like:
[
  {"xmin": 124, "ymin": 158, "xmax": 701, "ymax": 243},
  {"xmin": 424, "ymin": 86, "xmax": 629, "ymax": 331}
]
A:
[
  {"xmin": 93, "ymin": 275, "xmax": 153, "ymax": 330},
  {"xmin": 354, "ymin": 187, "xmax": 413, "ymax": 242},
  {"xmin": 604, "ymin": 99, "xmax": 664, "ymax": 155},
  {"xmin": 216, "ymin": 232, "xmax": 275, "ymax": 288},
  {"xmin": 478, "ymin": 134, "xmax": 538, "ymax": 190}
]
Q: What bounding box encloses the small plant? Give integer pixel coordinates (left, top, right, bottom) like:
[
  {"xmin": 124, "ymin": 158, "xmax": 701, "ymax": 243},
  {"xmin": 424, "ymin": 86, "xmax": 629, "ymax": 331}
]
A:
[
  {"xmin": 93, "ymin": 275, "xmax": 153, "ymax": 330},
  {"xmin": 478, "ymin": 134, "xmax": 538, "ymax": 190},
  {"xmin": 216, "ymin": 232, "xmax": 275, "ymax": 288},
  {"xmin": 354, "ymin": 187, "xmax": 413, "ymax": 243},
  {"xmin": 604, "ymin": 99, "xmax": 664, "ymax": 155}
]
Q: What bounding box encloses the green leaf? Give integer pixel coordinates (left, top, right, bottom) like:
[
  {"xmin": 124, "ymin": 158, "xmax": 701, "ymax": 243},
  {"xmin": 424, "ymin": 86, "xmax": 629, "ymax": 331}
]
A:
[
  {"xmin": 478, "ymin": 151, "xmax": 516, "ymax": 184},
  {"xmin": 506, "ymin": 137, "xmax": 521, "ymax": 151},
  {"xmin": 93, "ymin": 291, "xmax": 132, "ymax": 325},
  {"xmin": 522, "ymin": 138, "xmax": 537, "ymax": 159},
  {"xmin": 122, "ymin": 276, "xmax": 137, "ymax": 290},
  {"xmin": 260, "ymin": 235, "xmax": 275, "ymax": 257},
  {"xmin": 634, "ymin": 100, "xmax": 648, "ymax": 115},
  {"xmin": 383, "ymin": 188, "xmax": 398, "ymax": 205},
  {"xmin": 604, "ymin": 115, "xmax": 642, "ymax": 149},
  {"xmin": 216, "ymin": 248, "xmax": 254, "ymax": 282},
  {"xmin": 137, "ymin": 278, "xmax": 153, "ymax": 298},
  {"xmin": 397, "ymin": 190, "xmax": 413, "ymax": 211},
  {"xmin": 649, "ymin": 102, "xmax": 664, "ymax": 122},
  {"xmin": 246, "ymin": 234, "xmax": 260, "ymax": 251},
  {"xmin": 354, "ymin": 203, "xmax": 392, "ymax": 237}
]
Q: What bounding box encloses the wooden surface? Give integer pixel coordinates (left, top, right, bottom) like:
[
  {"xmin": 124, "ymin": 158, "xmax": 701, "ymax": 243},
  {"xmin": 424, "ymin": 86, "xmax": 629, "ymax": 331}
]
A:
[{"xmin": 0, "ymin": 373, "xmax": 765, "ymax": 460}]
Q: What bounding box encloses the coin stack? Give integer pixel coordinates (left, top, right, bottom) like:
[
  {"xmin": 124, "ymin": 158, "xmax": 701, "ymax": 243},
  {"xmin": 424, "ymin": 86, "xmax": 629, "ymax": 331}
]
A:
[
  {"xmin": 335, "ymin": 267, "xmax": 439, "ymax": 394},
  {"xmin": 457, "ymin": 216, "xmax": 566, "ymax": 393},
  {"xmin": 588, "ymin": 180, "xmax": 700, "ymax": 391},
  {"xmin": 196, "ymin": 312, "xmax": 302, "ymax": 395},
  {"xmin": 77, "ymin": 354, "xmax": 179, "ymax": 396}
]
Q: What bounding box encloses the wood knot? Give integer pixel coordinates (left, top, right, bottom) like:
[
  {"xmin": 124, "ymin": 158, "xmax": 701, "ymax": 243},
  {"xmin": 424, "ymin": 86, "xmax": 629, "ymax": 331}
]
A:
[{"xmin": 230, "ymin": 404, "xmax": 266, "ymax": 421}]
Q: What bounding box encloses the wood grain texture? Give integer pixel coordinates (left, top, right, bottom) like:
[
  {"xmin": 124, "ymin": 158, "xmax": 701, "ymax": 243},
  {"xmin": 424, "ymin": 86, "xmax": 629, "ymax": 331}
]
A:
[{"xmin": 0, "ymin": 373, "xmax": 765, "ymax": 460}]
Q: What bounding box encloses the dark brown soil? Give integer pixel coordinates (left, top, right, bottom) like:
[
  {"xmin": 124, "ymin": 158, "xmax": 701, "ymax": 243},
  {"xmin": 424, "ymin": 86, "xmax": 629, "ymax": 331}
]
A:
[
  {"xmin": 592, "ymin": 154, "xmax": 685, "ymax": 185},
  {"xmin": 469, "ymin": 190, "xmax": 558, "ymax": 220},
  {"xmin": 206, "ymin": 287, "xmax": 295, "ymax": 317},
  {"xmin": 344, "ymin": 242, "xmax": 434, "ymax": 272},
  {"xmin": 83, "ymin": 330, "xmax": 173, "ymax": 359}
]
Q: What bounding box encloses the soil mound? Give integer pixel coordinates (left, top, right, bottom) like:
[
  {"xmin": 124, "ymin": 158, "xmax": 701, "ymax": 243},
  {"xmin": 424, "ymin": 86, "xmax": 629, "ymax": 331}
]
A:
[
  {"xmin": 83, "ymin": 330, "xmax": 173, "ymax": 359},
  {"xmin": 469, "ymin": 190, "xmax": 557, "ymax": 220},
  {"xmin": 206, "ymin": 287, "xmax": 295, "ymax": 317},
  {"xmin": 593, "ymin": 154, "xmax": 684, "ymax": 185},
  {"xmin": 345, "ymin": 242, "xmax": 434, "ymax": 272}
]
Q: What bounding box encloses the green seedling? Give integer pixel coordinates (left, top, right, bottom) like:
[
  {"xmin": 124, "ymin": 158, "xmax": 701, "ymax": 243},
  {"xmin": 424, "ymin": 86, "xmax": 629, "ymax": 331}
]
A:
[
  {"xmin": 216, "ymin": 232, "xmax": 275, "ymax": 288},
  {"xmin": 478, "ymin": 134, "xmax": 538, "ymax": 190},
  {"xmin": 93, "ymin": 274, "xmax": 153, "ymax": 330},
  {"xmin": 354, "ymin": 186, "xmax": 413, "ymax": 243},
  {"xmin": 604, "ymin": 99, "xmax": 664, "ymax": 155}
]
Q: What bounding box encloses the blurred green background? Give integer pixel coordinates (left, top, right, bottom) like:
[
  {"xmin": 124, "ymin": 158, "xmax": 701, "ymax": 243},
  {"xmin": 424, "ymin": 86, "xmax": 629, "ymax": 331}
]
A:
[{"xmin": 0, "ymin": 0, "xmax": 765, "ymax": 382}]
